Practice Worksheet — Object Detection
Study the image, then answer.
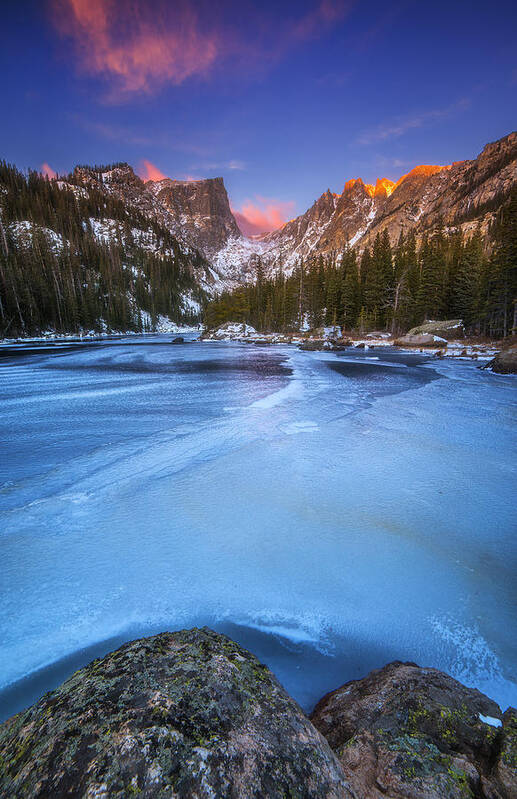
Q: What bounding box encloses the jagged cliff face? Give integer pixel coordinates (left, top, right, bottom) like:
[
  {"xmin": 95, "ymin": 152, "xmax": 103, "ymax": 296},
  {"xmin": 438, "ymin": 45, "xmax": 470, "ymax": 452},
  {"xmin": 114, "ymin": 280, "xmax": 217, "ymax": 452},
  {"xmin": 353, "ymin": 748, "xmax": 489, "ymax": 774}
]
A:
[
  {"xmin": 72, "ymin": 165, "xmax": 242, "ymax": 286},
  {"xmin": 149, "ymin": 177, "xmax": 241, "ymax": 259},
  {"xmin": 70, "ymin": 131, "xmax": 517, "ymax": 289},
  {"xmin": 73, "ymin": 166, "xmax": 240, "ymax": 256}
]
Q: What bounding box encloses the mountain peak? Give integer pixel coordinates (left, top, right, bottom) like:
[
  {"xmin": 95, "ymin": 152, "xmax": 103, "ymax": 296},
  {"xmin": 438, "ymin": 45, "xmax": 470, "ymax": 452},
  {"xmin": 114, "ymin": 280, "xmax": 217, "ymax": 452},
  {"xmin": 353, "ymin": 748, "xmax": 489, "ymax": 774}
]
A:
[
  {"xmin": 374, "ymin": 178, "xmax": 396, "ymax": 197},
  {"xmin": 343, "ymin": 178, "xmax": 365, "ymax": 193},
  {"xmin": 342, "ymin": 177, "xmax": 396, "ymax": 199}
]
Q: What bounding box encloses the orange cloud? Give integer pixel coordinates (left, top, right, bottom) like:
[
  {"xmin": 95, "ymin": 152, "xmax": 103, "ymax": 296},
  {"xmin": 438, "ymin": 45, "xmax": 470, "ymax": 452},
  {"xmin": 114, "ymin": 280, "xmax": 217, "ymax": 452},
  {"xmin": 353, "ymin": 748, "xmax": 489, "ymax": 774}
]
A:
[
  {"xmin": 41, "ymin": 162, "xmax": 57, "ymax": 179},
  {"xmin": 137, "ymin": 159, "xmax": 167, "ymax": 182},
  {"xmin": 232, "ymin": 197, "xmax": 295, "ymax": 237},
  {"xmin": 49, "ymin": 0, "xmax": 220, "ymax": 97}
]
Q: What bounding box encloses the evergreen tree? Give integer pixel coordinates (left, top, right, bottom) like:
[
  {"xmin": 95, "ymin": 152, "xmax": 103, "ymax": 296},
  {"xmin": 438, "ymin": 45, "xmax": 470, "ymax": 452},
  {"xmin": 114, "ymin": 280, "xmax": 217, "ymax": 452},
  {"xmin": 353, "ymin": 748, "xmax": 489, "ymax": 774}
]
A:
[
  {"xmin": 0, "ymin": 161, "xmax": 205, "ymax": 336},
  {"xmin": 484, "ymin": 186, "xmax": 517, "ymax": 337}
]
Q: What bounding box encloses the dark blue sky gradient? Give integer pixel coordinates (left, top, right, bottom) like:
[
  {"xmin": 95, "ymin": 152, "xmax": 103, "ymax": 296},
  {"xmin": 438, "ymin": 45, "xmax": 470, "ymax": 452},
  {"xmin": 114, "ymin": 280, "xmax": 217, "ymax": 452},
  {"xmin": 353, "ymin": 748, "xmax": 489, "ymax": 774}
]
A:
[{"xmin": 1, "ymin": 0, "xmax": 515, "ymax": 224}]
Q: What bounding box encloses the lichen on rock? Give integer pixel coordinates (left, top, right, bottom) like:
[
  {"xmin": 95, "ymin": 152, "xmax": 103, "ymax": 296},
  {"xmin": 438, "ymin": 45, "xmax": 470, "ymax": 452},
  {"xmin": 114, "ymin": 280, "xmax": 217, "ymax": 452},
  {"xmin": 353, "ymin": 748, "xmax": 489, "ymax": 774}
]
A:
[
  {"xmin": 311, "ymin": 660, "xmax": 516, "ymax": 799},
  {"xmin": 0, "ymin": 628, "xmax": 352, "ymax": 798}
]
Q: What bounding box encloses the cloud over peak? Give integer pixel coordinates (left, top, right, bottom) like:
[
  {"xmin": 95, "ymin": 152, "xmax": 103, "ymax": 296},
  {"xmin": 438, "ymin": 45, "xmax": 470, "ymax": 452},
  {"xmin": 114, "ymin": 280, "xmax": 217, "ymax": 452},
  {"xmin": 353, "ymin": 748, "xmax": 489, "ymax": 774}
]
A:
[
  {"xmin": 136, "ymin": 159, "xmax": 168, "ymax": 182},
  {"xmin": 41, "ymin": 162, "xmax": 57, "ymax": 178},
  {"xmin": 232, "ymin": 196, "xmax": 295, "ymax": 237}
]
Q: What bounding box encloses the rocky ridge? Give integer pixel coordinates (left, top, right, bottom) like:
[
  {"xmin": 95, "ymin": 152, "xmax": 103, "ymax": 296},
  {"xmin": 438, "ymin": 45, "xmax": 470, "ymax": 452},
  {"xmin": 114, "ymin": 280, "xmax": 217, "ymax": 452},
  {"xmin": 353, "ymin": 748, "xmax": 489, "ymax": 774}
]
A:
[
  {"xmin": 66, "ymin": 132, "xmax": 517, "ymax": 289},
  {"xmin": 69, "ymin": 165, "xmax": 243, "ymax": 290},
  {"xmin": 260, "ymin": 131, "xmax": 517, "ymax": 273},
  {"xmin": 0, "ymin": 629, "xmax": 515, "ymax": 798}
]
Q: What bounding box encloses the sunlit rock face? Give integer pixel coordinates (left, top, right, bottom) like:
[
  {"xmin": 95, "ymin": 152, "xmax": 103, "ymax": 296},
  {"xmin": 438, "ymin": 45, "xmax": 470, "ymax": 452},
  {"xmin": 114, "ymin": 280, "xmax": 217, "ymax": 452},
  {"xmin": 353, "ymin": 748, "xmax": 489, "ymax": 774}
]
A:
[{"xmin": 259, "ymin": 131, "xmax": 517, "ymax": 272}]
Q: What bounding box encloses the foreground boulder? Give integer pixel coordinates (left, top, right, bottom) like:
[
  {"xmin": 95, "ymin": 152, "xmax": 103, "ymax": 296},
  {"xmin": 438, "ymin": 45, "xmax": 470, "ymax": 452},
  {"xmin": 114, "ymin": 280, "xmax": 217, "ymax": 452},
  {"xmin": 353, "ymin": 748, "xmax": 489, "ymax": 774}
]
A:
[
  {"xmin": 311, "ymin": 661, "xmax": 517, "ymax": 799},
  {"xmin": 407, "ymin": 319, "xmax": 464, "ymax": 340},
  {"xmin": 394, "ymin": 333, "xmax": 447, "ymax": 348},
  {"xmin": 0, "ymin": 628, "xmax": 351, "ymax": 799},
  {"xmin": 487, "ymin": 343, "xmax": 517, "ymax": 374}
]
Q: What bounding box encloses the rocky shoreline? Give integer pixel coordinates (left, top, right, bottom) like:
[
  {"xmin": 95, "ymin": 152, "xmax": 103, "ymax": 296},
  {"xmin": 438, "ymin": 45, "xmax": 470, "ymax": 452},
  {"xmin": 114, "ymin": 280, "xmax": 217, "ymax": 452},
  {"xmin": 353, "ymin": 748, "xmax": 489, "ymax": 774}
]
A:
[
  {"xmin": 0, "ymin": 628, "xmax": 515, "ymax": 798},
  {"xmin": 201, "ymin": 320, "xmax": 516, "ymax": 369}
]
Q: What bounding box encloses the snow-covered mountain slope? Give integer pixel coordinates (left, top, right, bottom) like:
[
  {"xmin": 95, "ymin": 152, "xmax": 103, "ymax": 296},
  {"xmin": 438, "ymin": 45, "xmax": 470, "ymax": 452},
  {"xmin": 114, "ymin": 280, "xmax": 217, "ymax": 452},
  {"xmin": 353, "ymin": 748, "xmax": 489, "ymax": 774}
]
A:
[{"xmin": 66, "ymin": 131, "xmax": 516, "ymax": 291}]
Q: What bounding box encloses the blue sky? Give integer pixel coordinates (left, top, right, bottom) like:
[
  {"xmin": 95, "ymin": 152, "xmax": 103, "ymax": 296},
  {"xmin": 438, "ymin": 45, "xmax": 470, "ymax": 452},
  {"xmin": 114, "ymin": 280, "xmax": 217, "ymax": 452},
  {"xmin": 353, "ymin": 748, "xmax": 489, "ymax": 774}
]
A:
[{"xmin": 1, "ymin": 0, "xmax": 515, "ymax": 231}]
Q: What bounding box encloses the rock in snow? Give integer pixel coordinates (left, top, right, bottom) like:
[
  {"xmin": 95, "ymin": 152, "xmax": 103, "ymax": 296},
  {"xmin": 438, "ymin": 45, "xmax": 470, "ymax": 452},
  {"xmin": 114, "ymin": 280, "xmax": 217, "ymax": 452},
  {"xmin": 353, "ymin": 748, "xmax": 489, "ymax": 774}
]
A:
[
  {"xmin": 1, "ymin": 631, "xmax": 516, "ymax": 798},
  {"xmin": 407, "ymin": 319, "xmax": 465, "ymax": 340},
  {"xmin": 201, "ymin": 321, "xmax": 258, "ymax": 340}
]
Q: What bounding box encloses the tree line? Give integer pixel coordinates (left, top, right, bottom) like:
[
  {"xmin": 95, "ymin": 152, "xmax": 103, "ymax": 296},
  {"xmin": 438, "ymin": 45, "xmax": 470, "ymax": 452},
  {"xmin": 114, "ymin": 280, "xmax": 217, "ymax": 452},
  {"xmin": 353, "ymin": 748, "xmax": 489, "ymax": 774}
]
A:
[
  {"xmin": 0, "ymin": 162, "xmax": 206, "ymax": 337},
  {"xmin": 205, "ymin": 187, "xmax": 517, "ymax": 339}
]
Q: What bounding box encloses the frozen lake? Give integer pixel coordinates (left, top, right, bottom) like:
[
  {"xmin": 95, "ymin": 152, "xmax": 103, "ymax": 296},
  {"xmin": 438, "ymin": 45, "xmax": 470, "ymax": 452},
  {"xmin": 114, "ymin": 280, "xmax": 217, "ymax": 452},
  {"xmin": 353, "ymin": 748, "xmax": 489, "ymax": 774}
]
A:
[{"xmin": 0, "ymin": 335, "xmax": 516, "ymax": 720}]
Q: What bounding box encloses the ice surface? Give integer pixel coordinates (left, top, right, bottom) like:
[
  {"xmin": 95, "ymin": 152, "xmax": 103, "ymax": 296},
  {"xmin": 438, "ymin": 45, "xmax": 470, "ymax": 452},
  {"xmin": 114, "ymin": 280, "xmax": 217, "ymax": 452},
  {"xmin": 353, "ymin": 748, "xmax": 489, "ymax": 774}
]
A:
[{"xmin": 0, "ymin": 336, "xmax": 516, "ymax": 720}]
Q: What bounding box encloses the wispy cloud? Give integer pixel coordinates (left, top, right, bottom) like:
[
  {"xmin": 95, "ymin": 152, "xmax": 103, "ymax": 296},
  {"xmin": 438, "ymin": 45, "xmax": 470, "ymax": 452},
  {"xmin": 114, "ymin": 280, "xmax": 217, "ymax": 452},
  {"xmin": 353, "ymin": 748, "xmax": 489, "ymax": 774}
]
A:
[
  {"xmin": 191, "ymin": 159, "xmax": 246, "ymax": 173},
  {"xmin": 49, "ymin": 0, "xmax": 353, "ymax": 101},
  {"xmin": 70, "ymin": 114, "xmax": 212, "ymax": 155},
  {"xmin": 373, "ymin": 155, "xmax": 415, "ymax": 172},
  {"xmin": 136, "ymin": 161, "xmax": 204, "ymax": 182},
  {"xmin": 41, "ymin": 162, "xmax": 57, "ymax": 178},
  {"xmin": 49, "ymin": 0, "xmax": 220, "ymax": 99},
  {"xmin": 356, "ymin": 97, "xmax": 471, "ymax": 145},
  {"xmin": 232, "ymin": 196, "xmax": 295, "ymax": 237},
  {"xmin": 288, "ymin": 0, "xmax": 353, "ymax": 43}
]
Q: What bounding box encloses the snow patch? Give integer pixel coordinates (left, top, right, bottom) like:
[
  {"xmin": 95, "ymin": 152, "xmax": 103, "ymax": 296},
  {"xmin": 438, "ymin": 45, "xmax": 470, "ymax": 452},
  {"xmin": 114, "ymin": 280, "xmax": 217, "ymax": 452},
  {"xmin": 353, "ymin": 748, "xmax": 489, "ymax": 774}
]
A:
[
  {"xmin": 9, "ymin": 221, "xmax": 65, "ymax": 253},
  {"xmin": 478, "ymin": 714, "xmax": 502, "ymax": 728}
]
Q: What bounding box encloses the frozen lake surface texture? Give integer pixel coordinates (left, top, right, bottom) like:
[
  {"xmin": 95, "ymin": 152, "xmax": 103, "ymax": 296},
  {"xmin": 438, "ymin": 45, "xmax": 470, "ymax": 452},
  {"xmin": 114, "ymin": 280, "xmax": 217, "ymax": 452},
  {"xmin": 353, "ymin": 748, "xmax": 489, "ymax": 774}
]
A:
[{"xmin": 0, "ymin": 335, "xmax": 516, "ymax": 720}]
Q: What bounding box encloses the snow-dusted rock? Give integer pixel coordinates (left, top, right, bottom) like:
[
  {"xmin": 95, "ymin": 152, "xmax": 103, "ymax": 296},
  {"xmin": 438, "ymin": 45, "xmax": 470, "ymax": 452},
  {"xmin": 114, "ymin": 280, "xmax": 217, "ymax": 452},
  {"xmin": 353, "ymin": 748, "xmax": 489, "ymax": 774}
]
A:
[
  {"xmin": 201, "ymin": 321, "xmax": 258, "ymax": 340},
  {"xmin": 394, "ymin": 333, "xmax": 447, "ymax": 348},
  {"xmin": 407, "ymin": 320, "xmax": 464, "ymax": 340}
]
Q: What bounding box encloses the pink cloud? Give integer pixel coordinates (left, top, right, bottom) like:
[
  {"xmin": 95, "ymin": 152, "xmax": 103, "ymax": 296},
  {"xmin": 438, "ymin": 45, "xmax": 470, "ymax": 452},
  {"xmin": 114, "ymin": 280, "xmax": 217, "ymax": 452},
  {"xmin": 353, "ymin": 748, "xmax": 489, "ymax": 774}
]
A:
[
  {"xmin": 137, "ymin": 159, "xmax": 167, "ymax": 182},
  {"xmin": 232, "ymin": 197, "xmax": 295, "ymax": 237},
  {"xmin": 48, "ymin": 0, "xmax": 352, "ymax": 99},
  {"xmin": 41, "ymin": 162, "xmax": 57, "ymax": 179},
  {"xmin": 49, "ymin": 0, "xmax": 220, "ymax": 98}
]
